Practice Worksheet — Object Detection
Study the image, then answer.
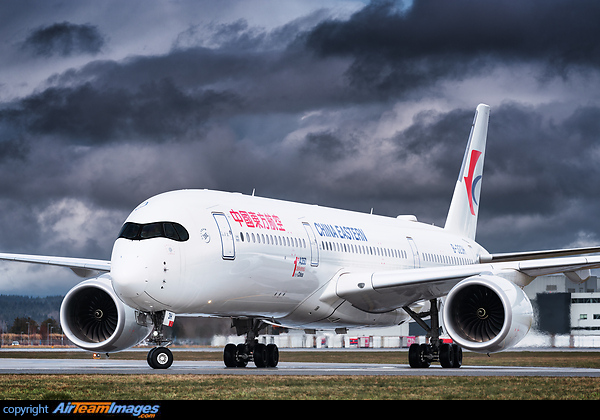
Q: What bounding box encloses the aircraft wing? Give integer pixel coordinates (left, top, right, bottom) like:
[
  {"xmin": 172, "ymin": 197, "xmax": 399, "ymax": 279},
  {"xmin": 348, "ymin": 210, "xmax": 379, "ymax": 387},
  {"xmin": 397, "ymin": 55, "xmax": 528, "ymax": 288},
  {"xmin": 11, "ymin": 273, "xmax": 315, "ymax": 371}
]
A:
[
  {"xmin": 0, "ymin": 253, "xmax": 111, "ymax": 278},
  {"xmin": 324, "ymin": 252, "xmax": 600, "ymax": 313},
  {"xmin": 480, "ymin": 245, "xmax": 600, "ymax": 262}
]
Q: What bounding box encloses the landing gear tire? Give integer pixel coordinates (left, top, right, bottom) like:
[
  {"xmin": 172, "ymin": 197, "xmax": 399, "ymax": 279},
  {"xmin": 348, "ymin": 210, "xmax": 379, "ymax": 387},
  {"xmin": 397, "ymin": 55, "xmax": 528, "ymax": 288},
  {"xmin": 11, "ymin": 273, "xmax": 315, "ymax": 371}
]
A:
[
  {"xmin": 254, "ymin": 343, "xmax": 267, "ymax": 368},
  {"xmin": 235, "ymin": 344, "xmax": 249, "ymax": 367},
  {"xmin": 438, "ymin": 343, "xmax": 462, "ymax": 368},
  {"xmin": 408, "ymin": 343, "xmax": 431, "ymax": 368},
  {"xmin": 266, "ymin": 343, "xmax": 279, "ymax": 367},
  {"xmin": 439, "ymin": 343, "xmax": 455, "ymax": 368},
  {"xmin": 223, "ymin": 342, "xmax": 279, "ymax": 368},
  {"xmin": 453, "ymin": 344, "xmax": 462, "ymax": 368},
  {"xmin": 147, "ymin": 346, "xmax": 173, "ymax": 369},
  {"xmin": 223, "ymin": 343, "xmax": 237, "ymax": 368}
]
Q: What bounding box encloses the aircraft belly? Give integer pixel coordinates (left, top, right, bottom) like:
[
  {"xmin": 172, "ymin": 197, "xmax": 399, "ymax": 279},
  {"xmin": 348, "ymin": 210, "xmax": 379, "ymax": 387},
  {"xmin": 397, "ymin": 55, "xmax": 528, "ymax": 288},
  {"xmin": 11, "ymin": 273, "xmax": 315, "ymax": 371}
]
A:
[{"xmin": 279, "ymin": 299, "xmax": 408, "ymax": 329}]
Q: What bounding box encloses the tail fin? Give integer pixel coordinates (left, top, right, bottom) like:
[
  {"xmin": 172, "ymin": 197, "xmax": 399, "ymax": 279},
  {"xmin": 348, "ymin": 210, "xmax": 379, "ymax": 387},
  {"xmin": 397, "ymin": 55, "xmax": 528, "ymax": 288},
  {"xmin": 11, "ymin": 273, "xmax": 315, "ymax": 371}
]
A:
[{"xmin": 444, "ymin": 104, "xmax": 490, "ymax": 240}]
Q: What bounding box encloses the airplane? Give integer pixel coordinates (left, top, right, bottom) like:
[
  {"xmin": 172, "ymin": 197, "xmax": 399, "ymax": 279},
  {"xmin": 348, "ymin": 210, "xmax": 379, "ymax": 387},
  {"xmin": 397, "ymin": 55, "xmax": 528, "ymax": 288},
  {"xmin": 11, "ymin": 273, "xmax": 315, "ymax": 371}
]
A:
[{"xmin": 2, "ymin": 103, "xmax": 600, "ymax": 369}]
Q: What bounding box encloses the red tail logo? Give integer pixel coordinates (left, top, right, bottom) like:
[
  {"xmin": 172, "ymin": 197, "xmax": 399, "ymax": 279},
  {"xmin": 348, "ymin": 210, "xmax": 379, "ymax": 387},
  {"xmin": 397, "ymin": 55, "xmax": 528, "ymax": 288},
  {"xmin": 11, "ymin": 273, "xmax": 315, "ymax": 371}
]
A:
[{"xmin": 464, "ymin": 150, "xmax": 482, "ymax": 216}]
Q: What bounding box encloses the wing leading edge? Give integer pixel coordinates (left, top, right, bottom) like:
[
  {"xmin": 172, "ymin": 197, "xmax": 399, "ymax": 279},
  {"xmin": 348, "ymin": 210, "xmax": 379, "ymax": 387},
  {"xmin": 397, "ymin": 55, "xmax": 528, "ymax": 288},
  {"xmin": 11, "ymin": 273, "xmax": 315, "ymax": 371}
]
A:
[
  {"xmin": 0, "ymin": 253, "xmax": 111, "ymax": 278},
  {"xmin": 480, "ymin": 245, "xmax": 600, "ymax": 263}
]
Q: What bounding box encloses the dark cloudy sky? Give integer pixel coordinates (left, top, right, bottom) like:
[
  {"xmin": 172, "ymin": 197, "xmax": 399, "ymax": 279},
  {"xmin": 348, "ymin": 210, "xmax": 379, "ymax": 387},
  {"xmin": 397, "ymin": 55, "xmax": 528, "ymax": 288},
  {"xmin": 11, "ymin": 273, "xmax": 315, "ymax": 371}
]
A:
[{"xmin": 2, "ymin": 0, "xmax": 600, "ymax": 295}]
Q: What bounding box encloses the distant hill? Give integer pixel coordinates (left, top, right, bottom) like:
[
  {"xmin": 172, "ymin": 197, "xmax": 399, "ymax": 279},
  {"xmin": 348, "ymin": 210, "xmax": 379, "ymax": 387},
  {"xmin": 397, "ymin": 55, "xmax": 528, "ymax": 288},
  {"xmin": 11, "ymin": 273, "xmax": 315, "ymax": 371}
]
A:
[{"xmin": 0, "ymin": 295, "xmax": 63, "ymax": 329}]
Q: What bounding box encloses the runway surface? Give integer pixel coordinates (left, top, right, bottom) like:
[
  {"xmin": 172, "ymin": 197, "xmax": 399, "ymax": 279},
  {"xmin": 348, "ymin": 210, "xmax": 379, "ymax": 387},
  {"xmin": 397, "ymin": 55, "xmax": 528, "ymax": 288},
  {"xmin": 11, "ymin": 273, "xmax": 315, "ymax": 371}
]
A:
[{"xmin": 2, "ymin": 357, "xmax": 600, "ymax": 377}]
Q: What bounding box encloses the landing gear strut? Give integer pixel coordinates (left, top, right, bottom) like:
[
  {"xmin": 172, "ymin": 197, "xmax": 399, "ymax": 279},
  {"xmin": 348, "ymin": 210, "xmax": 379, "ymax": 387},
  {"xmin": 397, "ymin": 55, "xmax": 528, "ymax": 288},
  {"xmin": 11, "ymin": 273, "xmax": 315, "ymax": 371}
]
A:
[
  {"xmin": 403, "ymin": 299, "xmax": 462, "ymax": 368},
  {"xmin": 145, "ymin": 311, "xmax": 173, "ymax": 369},
  {"xmin": 223, "ymin": 318, "xmax": 279, "ymax": 368}
]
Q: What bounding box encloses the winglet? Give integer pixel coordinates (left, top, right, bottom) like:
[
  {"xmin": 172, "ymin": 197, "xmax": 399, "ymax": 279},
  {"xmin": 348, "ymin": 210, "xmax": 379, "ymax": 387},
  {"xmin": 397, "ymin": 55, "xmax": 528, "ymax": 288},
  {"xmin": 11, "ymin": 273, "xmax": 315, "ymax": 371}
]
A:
[{"xmin": 444, "ymin": 104, "xmax": 490, "ymax": 240}]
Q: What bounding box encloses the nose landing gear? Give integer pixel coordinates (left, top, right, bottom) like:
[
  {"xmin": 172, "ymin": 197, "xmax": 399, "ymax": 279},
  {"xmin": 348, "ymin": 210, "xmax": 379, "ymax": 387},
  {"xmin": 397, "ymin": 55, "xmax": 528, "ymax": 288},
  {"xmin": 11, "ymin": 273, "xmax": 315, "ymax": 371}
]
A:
[
  {"xmin": 223, "ymin": 318, "xmax": 279, "ymax": 368},
  {"xmin": 144, "ymin": 311, "xmax": 173, "ymax": 369}
]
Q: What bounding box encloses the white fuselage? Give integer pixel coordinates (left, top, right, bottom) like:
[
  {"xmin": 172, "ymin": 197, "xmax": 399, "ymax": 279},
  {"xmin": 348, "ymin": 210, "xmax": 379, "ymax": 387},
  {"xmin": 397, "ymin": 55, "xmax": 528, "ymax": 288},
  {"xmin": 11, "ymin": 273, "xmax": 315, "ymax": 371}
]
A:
[{"xmin": 110, "ymin": 189, "xmax": 487, "ymax": 330}]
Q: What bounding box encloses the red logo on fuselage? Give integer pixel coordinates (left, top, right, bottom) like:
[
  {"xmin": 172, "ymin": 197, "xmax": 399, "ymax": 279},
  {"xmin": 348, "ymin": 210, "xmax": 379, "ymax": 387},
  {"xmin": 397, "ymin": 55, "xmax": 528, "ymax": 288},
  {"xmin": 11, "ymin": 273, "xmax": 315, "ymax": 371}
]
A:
[{"xmin": 230, "ymin": 209, "xmax": 286, "ymax": 231}]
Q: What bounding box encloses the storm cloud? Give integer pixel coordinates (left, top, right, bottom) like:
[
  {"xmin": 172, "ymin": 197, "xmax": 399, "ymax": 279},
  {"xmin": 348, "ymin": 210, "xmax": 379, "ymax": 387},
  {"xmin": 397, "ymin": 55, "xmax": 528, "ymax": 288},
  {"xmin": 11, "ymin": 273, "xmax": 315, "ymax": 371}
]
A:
[
  {"xmin": 1, "ymin": 0, "xmax": 600, "ymax": 295},
  {"xmin": 23, "ymin": 22, "xmax": 105, "ymax": 57}
]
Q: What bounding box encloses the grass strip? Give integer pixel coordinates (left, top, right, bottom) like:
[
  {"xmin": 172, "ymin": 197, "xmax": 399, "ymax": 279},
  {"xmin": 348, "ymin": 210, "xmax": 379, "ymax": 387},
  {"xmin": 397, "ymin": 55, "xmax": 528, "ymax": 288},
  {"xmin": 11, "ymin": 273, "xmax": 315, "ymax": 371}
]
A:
[{"xmin": 1, "ymin": 374, "xmax": 599, "ymax": 400}]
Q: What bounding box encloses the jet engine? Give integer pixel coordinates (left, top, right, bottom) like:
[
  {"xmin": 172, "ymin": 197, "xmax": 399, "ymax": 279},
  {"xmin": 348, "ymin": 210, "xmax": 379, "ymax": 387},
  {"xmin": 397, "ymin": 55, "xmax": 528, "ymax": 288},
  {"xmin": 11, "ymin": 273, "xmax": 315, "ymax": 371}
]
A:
[
  {"xmin": 60, "ymin": 275, "xmax": 153, "ymax": 352},
  {"xmin": 443, "ymin": 275, "xmax": 533, "ymax": 353}
]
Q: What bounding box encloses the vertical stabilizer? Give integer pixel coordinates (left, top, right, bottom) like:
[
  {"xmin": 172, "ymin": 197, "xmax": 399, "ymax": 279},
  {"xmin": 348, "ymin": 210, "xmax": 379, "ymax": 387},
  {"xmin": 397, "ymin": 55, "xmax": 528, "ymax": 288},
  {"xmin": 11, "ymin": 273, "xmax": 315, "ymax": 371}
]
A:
[{"xmin": 444, "ymin": 104, "xmax": 490, "ymax": 240}]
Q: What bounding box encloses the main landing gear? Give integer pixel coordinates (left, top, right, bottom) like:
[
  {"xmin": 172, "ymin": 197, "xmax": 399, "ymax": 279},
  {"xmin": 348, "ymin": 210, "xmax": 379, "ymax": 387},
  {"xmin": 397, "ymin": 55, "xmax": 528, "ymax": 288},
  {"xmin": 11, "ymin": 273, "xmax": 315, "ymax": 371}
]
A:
[
  {"xmin": 146, "ymin": 311, "xmax": 173, "ymax": 370},
  {"xmin": 223, "ymin": 318, "xmax": 279, "ymax": 368},
  {"xmin": 403, "ymin": 299, "xmax": 463, "ymax": 369}
]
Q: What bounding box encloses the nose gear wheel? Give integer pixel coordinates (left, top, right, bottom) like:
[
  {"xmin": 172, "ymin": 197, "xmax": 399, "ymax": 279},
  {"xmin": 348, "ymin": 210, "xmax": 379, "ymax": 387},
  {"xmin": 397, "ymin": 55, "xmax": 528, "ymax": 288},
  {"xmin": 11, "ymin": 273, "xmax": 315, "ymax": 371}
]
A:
[{"xmin": 144, "ymin": 311, "xmax": 175, "ymax": 370}]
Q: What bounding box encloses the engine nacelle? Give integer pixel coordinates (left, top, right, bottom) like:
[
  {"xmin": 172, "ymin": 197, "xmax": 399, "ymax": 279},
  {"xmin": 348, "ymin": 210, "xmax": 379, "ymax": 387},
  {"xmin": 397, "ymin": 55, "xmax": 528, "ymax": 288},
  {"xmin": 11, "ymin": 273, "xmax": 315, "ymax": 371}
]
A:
[
  {"xmin": 443, "ymin": 275, "xmax": 533, "ymax": 353},
  {"xmin": 60, "ymin": 275, "xmax": 153, "ymax": 352}
]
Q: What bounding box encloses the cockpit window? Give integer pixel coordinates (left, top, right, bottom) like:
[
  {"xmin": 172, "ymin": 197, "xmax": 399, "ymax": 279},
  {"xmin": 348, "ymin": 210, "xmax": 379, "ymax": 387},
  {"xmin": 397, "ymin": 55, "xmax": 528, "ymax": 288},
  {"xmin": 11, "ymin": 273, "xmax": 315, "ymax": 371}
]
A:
[
  {"xmin": 118, "ymin": 223, "xmax": 141, "ymax": 239},
  {"xmin": 118, "ymin": 222, "xmax": 189, "ymax": 242}
]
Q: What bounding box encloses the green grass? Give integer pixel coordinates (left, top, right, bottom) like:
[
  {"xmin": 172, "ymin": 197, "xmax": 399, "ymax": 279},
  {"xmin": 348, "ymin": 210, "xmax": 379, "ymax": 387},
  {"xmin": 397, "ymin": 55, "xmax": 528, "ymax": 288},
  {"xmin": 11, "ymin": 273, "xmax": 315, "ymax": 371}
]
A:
[
  {"xmin": 1, "ymin": 374, "xmax": 599, "ymax": 400},
  {"xmin": 1, "ymin": 350, "xmax": 600, "ymax": 400}
]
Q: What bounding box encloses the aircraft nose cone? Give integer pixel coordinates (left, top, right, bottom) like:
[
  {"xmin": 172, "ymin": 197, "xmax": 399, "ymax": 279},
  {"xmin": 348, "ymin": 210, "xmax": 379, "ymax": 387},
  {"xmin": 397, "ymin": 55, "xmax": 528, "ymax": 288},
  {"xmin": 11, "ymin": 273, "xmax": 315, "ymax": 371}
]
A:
[{"xmin": 111, "ymin": 254, "xmax": 147, "ymax": 305}]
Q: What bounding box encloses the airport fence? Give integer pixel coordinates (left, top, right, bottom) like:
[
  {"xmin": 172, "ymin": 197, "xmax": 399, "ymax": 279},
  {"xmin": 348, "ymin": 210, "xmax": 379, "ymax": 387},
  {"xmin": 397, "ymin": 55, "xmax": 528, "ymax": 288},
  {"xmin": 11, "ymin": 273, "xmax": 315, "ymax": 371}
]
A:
[{"xmin": 211, "ymin": 333, "xmax": 419, "ymax": 349}]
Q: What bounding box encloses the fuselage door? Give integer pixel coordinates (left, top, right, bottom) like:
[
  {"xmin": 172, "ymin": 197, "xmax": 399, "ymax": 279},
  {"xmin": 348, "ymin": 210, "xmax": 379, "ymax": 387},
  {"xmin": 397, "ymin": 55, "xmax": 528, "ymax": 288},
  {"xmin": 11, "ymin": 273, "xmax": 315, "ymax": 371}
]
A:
[
  {"xmin": 213, "ymin": 213, "xmax": 235, "ymax": 260},
  {"xmin": 407, "ymin": 237, "xmax": 420, "ymax": 268},
  {"xmin": 303, "ymin": 222, "xmax": 319, "ymax": 267}
]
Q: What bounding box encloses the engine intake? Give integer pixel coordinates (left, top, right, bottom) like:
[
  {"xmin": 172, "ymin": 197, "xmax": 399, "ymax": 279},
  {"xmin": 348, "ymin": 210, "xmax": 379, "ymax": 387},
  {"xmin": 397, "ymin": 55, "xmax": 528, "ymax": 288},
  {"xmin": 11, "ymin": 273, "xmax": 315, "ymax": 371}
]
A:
[
  {"xmin": 443, "ymin": 275, "xmax": 533, "ymax": 353},
  {"xmin": 61, "ymin": 275, "xmax": 153, "ymax": 352}
]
